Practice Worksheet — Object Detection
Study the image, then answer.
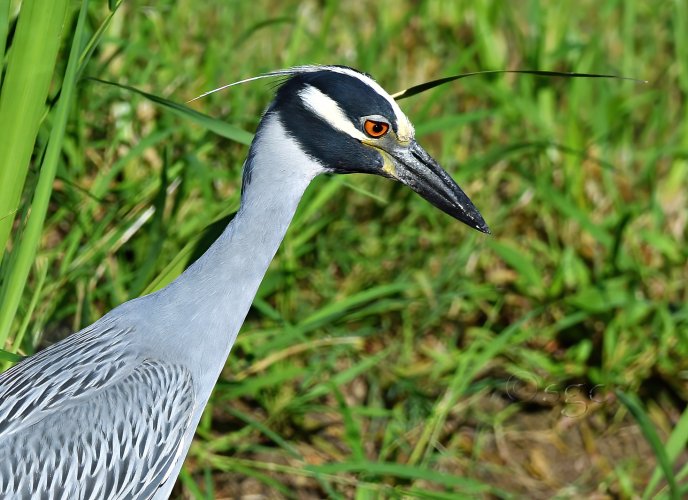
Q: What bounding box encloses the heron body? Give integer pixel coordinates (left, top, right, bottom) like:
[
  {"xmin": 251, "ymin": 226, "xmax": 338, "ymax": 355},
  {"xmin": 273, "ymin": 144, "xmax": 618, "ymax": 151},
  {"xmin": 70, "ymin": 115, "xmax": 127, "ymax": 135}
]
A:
[{"xmin": 0, "ymin": 66, "xmax": 487, "ymax": 498}]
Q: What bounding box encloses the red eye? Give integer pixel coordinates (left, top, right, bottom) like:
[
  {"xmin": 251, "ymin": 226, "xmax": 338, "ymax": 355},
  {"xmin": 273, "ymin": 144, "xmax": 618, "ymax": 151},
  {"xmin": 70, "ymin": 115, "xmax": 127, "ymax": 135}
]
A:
[{"xmin": 364, "ymin": 120, "xmax": 389, "ymax": 138}]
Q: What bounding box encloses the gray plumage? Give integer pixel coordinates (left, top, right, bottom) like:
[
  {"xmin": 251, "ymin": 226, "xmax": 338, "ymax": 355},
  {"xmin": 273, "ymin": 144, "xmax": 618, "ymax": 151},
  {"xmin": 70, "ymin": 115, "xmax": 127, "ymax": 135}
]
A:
[
  {"xmin": 0, "ymin": 318, "xmax": 194, "ymax": 498},
  {"xmin": 0, "ymin": 65, "xmax": 488, "ymax": 498}
]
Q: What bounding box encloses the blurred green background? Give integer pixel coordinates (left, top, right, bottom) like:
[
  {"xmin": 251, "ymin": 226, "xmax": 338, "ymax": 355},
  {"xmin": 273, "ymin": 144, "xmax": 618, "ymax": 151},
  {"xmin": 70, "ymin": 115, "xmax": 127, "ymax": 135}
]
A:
[{"xmin": 1, "ymin": 0, "xmax": 686, "ymax": 497}]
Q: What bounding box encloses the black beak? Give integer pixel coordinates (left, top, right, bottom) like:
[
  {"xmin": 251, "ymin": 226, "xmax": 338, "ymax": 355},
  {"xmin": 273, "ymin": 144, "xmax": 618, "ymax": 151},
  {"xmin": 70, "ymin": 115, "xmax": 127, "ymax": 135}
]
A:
[{"xmin": 388, "ymin": 141, "xmax": 490, "ymax": 233}]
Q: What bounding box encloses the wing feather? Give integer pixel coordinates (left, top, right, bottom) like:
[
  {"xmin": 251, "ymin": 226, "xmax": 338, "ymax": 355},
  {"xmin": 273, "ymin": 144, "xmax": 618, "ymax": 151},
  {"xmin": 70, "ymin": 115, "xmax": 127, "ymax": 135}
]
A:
[
  {"xmin": 0, "ymin": 319, "xmax": 196, "ymax": 499},
  {"xmin": 0, "ymin": 317, "xmax": 136, "ymax": 437}
]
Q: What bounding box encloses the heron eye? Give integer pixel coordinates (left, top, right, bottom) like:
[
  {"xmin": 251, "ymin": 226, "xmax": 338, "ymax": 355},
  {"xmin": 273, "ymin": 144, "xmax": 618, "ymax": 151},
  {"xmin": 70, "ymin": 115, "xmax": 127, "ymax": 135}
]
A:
[{"xmin": 363, "ymin": 119, "xmax": 389, "ymax": 138}]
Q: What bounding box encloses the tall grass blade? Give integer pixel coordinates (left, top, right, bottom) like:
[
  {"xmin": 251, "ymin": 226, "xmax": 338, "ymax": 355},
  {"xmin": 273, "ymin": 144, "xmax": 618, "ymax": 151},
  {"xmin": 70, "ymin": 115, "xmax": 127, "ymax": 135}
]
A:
[
  {"xmin": 0, "ymin": 0, "xmax": 69, "ymax": 262},
  {"xmin": 77, "ymin": 0, "xmax": 123, "ymax": 78},
  {"xmin": 10, "ymin": 257, "xmax": 48, "ymax": 356},
  {"xmin": 0, "ymin": 0, "xmax": 10, "ymax": 84},
  {"xmin": 0, "ymin": 0, "xmax": 88, "ymax": 350}
]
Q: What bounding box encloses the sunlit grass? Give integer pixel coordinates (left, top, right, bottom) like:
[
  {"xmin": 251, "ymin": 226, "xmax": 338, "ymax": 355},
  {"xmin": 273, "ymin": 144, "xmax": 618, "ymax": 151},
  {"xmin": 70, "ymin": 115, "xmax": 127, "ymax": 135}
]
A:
[{"xmin": 1, "ymin": 0, "xmax": 686, "ymax": 497}]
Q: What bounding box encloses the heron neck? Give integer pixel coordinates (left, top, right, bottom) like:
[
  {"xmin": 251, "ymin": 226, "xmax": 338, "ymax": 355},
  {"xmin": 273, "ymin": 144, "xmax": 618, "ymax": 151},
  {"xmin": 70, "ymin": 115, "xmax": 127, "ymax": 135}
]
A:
[{"xmin": 151, "ymin": 115, "xmax": 321, "ymax": 383}]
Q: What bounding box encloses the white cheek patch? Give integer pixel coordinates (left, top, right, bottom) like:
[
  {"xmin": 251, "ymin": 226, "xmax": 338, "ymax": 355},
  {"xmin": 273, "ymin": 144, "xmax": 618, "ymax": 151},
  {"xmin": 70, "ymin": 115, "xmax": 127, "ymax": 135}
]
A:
[{"xmin": 298, "ymin": 85, "xmax": 367, "ymax": 141}]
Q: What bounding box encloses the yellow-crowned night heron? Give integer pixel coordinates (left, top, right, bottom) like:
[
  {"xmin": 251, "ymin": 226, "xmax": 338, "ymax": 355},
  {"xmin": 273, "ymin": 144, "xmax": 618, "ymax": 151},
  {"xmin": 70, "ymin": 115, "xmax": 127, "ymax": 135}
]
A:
[{"xmin": 0, "ymin": 65, "xmax": 488, "ymax": 498}]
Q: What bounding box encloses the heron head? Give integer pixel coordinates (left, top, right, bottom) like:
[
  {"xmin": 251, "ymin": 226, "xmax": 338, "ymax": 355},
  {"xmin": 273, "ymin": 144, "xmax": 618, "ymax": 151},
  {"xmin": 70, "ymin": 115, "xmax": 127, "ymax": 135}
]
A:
[{"xmin": 266, "ymin": 66, "xmax": 490, "ymax": 233}]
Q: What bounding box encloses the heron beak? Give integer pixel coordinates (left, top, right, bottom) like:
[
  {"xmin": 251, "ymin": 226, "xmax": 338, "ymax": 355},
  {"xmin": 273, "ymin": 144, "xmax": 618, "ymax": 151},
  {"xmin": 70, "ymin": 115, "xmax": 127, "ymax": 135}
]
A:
[{"xmin": 383, "ymin": 140, "xmax": 490, "ymax": 233}]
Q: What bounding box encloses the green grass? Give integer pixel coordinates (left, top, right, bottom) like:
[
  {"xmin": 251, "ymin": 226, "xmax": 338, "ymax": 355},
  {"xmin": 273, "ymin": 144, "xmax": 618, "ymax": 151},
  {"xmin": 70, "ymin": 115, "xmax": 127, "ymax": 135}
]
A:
[{"xmin": 1, "ymin": 0, "xmax": 687, "ymax": 497}]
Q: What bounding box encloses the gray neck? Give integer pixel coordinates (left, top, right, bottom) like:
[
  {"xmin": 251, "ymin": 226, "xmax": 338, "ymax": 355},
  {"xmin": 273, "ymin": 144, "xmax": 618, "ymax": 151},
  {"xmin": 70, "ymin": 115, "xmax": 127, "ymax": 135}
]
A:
[{"xmin": 147, "ymin": 114, "xmax": 322, "ymax": 388}]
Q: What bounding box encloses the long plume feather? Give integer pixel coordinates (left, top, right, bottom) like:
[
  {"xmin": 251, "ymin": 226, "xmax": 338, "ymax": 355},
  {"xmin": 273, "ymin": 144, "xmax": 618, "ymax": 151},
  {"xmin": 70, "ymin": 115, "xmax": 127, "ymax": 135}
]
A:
[
  {"xmin": 188, "ymin": 66, "xmax": 646, "ymax": 103},
  {"xmin": 391, "ymin": 69, "xmax": 646, "ymax": 100}
]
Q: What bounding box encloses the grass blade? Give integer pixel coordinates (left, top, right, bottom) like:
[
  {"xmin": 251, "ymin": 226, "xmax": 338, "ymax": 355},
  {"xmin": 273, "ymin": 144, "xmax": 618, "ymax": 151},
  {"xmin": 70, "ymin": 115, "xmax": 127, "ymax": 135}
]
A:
[
  {"xmin": 0, "ymin": 0, "xmax": 10, "ymax": 83},
  {"xmin": 299, "ymin": 283, "xmax": 411, "ymax": 333},
  {"xmin": 0, "ymin": 349, "xmax": 24, "ymax": 363},
  {"xmin": 616, "ymin": 390, "xmax": 679, "ymax": 499},
  {"xmin": 306, "ymin": 461, "xmax": 497, "ymax": 494},
  {"xmin": 0, "ymin": 0, "xmax": 69, "ymax": 262},
  {"xmin": 88, "ymin": 78, "xmax": 254, "ymax": 145},
  {"xmin": 643, "ymin": 403, "xmax": 688, "ymax": 498},
  {"xmin": 0, "ymin": 0, "xmax": 86, "ymax": 349}
]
